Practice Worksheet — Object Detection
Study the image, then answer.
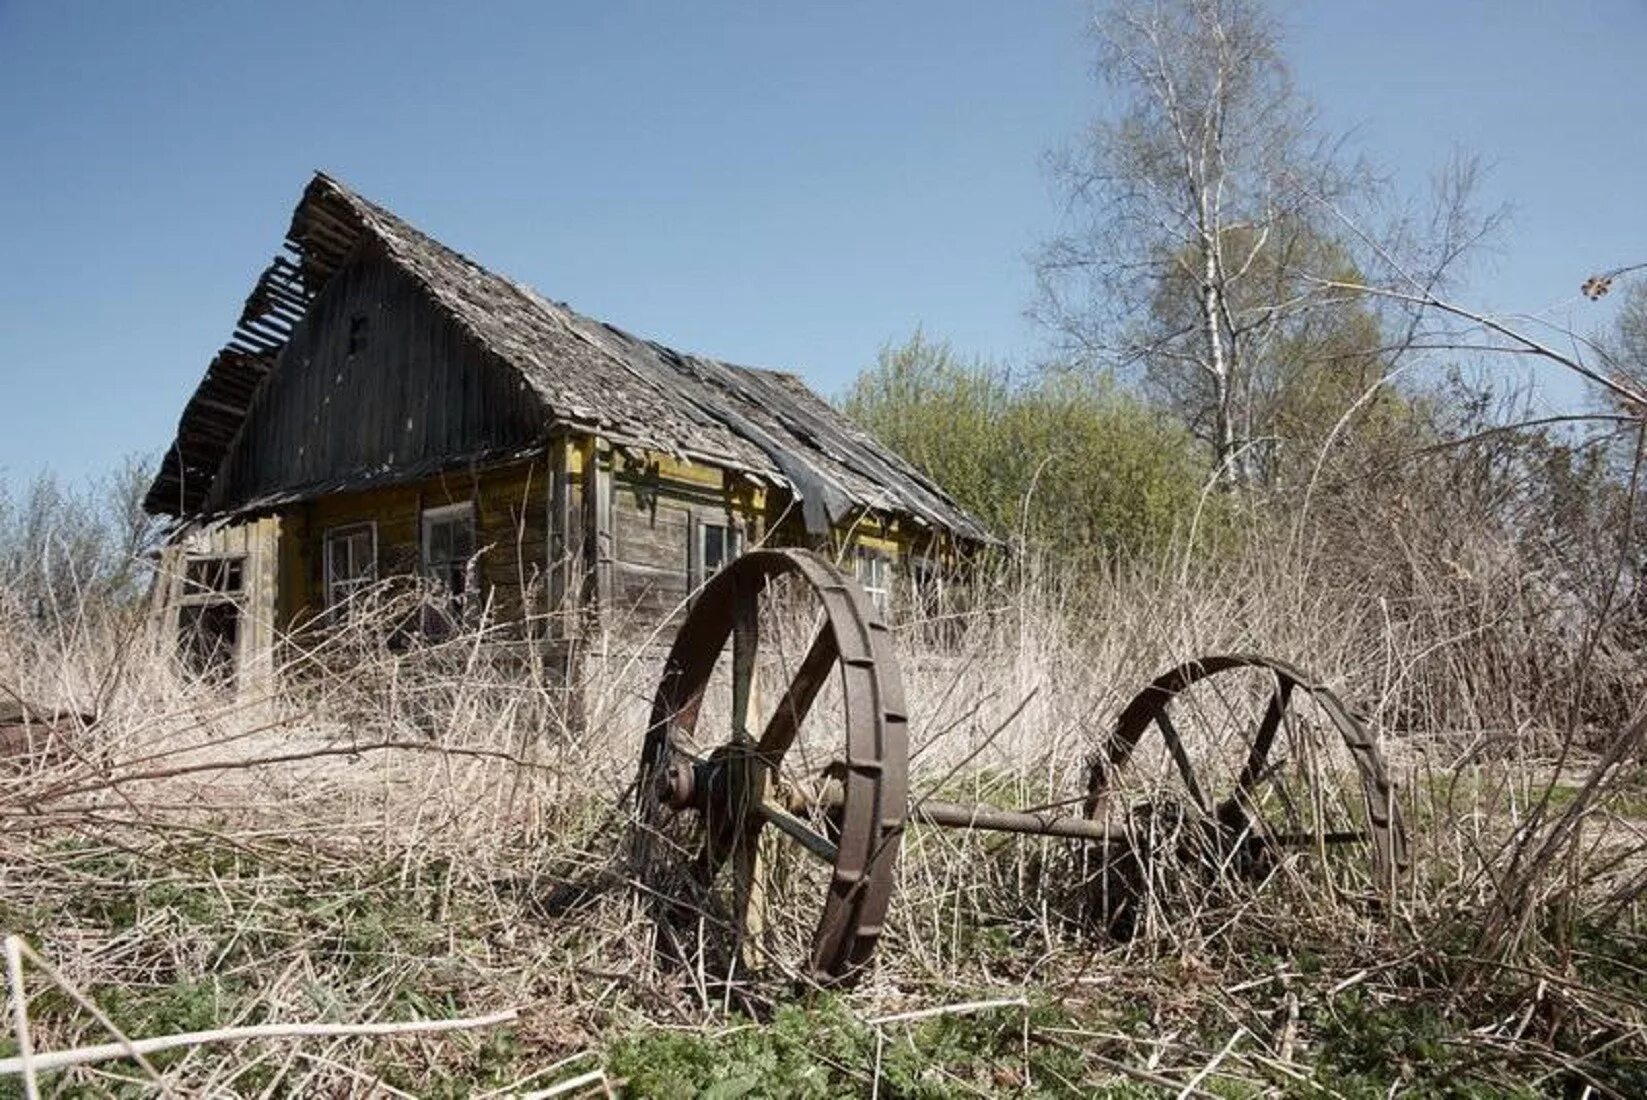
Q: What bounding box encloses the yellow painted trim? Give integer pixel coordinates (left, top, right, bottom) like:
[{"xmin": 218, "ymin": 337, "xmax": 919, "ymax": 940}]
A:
[
  {"xmin": 728, "ymin": 474, "xmax": 766, "ymax": 515},
  {"xmin": 612, "ymin": 446, "xmax": 725, "ymax": 490},
  {"xmin": 831, "ymin": 507, "xmax": 905, "ymax": 559},
  {"xmin": 848, "ymin": 530, "xmax": 901, "ymax": 557}
]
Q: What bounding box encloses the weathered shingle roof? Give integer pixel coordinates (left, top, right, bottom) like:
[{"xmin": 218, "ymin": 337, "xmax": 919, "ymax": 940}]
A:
[{"xmin": 147, "ymin": 172, "xmax": 991, "ymax": 542}]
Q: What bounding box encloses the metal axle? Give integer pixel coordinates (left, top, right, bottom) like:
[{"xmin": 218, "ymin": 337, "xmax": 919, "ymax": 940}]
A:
[{"xmin": 911, "ymin": 799, "xmax": 1125, "ymax": 842}]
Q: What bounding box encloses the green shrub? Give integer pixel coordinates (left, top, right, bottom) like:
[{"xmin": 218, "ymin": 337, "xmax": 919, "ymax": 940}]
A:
[{"xmin": 841, "ymin": 333, "xmax": 1217, "ymax": 566}]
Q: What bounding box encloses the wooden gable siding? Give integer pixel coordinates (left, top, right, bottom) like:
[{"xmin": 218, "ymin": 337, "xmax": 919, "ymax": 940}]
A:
[
  {"xmin": 277, "ymin": 455, "xmax": 551, "ymax": 629},
  {"xmin": 209, "ymin": 240, "xmax": 547, "ymax": 513},
  {"xmin": 759, "ymin": 497, "xmax": 942, "ymax": 614}
]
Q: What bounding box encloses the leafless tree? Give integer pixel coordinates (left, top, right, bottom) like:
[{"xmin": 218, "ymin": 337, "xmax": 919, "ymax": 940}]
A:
[
  {"xmin": 1034, "ymin": 0, "xmax": 1348, "ymax": 485},
  {"xmin": 0, "ymin": 453, "xmax": 162, "ymax": 621},
  {"xmin": 1033, "ymin": 0, "xmax": 1495, "ymax": 488}
]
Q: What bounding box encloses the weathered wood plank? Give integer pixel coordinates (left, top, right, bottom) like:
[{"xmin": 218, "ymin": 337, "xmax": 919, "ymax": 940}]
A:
[{"xmin": 210, "ymin": 242, "xmax": 547, "ymax": 511}]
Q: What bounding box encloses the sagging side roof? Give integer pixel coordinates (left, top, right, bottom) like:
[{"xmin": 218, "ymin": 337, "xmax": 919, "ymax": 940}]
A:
[{"xmin": 145, "ymin": 172, "xmax": 991, "ymax": 543}]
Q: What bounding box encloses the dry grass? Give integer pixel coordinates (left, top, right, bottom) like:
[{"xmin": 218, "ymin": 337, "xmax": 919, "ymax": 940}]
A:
[{"xmin": 0, "ymin": 527, "xmax": 1642, "ymax": 1097}]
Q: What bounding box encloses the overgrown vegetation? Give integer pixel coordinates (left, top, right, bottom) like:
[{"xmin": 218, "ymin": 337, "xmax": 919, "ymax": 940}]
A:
[
  {"xmin": 0, "ymin": 453, "xmax": 159, "ymax": 619},
  {"xmin": 3, "ymin": 0, "xmax": 1645, "ymax": 1095},
  {"xmin": 0, "ymin": 483, "xmax": 1641, "ymax": 1093},
  {"xmin": 841, "ymin": 332, "xmax": 1214, "ymax": 564}
]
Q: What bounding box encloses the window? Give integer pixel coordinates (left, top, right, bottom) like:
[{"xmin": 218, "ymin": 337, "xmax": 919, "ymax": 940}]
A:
[
  {"xmin": 689, "ymin": 517, "xmax": 743, "ymax": 594},
  {"xmin": 421, "ymin": 503, "xmax": 476, "ymax": 633},
  {"xmin": 176, "ymin": 553, "xmax": 246, "ymax": 681},
  {"xmin": 184, "ymin": 556, "xmax": 243, "ymax": 597},
  {"xmin": 324, "ymin": 523, "xmax": 377, "ymax": 613},
  {"xmin": 347, "ymin": 313, "xmax": 368, "ymax": 355},
  {"xmin": 854, "ymin": 545, "xmax": 893, "ymax": 616},
  {"xmin": 701, "ymin": 522, "xmax": 742, "ymax": 577},
  {"xmin": 179, "ymin": 603, "xmax": 240, "ymax": 681}
]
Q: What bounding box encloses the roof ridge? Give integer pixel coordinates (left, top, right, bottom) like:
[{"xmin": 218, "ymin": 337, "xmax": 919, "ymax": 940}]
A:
[{"xmin": 147, "ymin": 173, "xmax": 993, "ymax": 542}]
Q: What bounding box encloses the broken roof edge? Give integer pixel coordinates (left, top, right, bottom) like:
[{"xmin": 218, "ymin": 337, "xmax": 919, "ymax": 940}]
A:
[
  {"xmin": 303, "ymin": 174, "xmax": 993, "ymax": 541},
  {"xmin": 146, "ymin": 170, "xmax": 996, "ymax": 545},
  {"xmin": 185, "ymin": 428, "xmax": 956, "ymax": 548}
]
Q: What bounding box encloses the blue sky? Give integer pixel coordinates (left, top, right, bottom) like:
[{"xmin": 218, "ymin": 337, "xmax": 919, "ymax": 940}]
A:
[{"xmin": 2, "ymin": 1, "xmax": 1642, "ymax": 486}]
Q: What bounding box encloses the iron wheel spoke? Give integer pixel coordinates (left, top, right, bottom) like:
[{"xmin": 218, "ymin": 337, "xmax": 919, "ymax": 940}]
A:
[
  {"xmin": 1155, "ymin": 708, "xmax": 1211, "ymax": 814},
  {"xmin": 756, "ymin": 798, "xmax": 841, "ymax": 865},
  {"xmin": 756, "ymin": 625, "xmax": 838, "ymax": 764}
]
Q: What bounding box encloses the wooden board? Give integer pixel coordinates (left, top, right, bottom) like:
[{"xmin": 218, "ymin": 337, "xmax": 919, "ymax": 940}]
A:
[{"xmin": 208, "ymin": 241, "xmax": 547, "ymax": 512}]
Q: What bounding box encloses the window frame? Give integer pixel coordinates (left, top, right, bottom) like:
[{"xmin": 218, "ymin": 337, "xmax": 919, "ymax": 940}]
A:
[
  {"xmin": 174, "ymin": 552, "xmax": 247, "ymax": 682},
  {"xmin": 700, "ymin": 520, "xmax": 743, "ymax": 578},
  {"xmin": 420, "ymin": 502, "xmax": 476, "ymax": 586},
  {"xmin": 853, "ymin": 543, "xmax": 894, "ymax": 616},
  {"xmin": 420, "ymin": 501, "xmax": 477, "ymax": 634},
  {"xmin": 689, "ymin": 515, "xmax": 744, "ymax": 593},
  {"xmin": 177, "ymin": 553, "xmax": 246, "ymax": 605},
  {"xmin": 322, "ymin": 521, "xmax": 378, "ymax": 613}
]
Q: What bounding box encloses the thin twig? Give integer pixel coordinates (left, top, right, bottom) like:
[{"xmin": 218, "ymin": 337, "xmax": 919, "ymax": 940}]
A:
[
  {"xmin": 0, "ymin": 1008, "xmax": 520, "ymax": 1076},
  {"xmin": 1178, "ymin": 1026, "xmax": 1244, "ymax": 1098},
  {"xmin": 867, "ymin": 996, "xmax": 1030, "ymax": 1027},
  {"xmin": 14, "ymin": 939, "xmax": 177, "ymax": 1095},
  {"xmin": 518, "ymin": 1069, "xmax": 610, "ymax": 1099},
  {"xmin": 3, "ymin": 937, "xmax": 40, "ymax": 1100}
]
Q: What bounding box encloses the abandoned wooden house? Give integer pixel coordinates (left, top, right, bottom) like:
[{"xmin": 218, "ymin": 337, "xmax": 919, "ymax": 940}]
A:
[{"xmin": 144, "ymin": 172, "xmax": 990, "ymax": 688}]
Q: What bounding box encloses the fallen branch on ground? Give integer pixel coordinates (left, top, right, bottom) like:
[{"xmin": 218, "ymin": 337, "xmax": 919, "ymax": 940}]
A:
[{"xmin": 0, "ymin": 1008, "xmax": 521, "ymax": 1077}]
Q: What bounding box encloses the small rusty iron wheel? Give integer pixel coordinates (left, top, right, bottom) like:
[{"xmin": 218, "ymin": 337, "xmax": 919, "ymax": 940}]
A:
[
  {"xmin": 1083, "ymin": 654, "xmax": 1406, "ymax": 936},
  {"xmin": 635, "ymin": 548, "xmax": 909, "ymax": 987}
]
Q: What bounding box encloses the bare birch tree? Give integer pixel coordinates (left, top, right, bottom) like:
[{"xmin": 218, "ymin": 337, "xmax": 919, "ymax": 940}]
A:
[{"xmin": 1034, "ymin": 0, "xmax": 1373, "ymax": 486}]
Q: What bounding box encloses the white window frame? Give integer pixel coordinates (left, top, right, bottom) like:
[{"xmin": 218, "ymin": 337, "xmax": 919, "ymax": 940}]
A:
[
  {"xmin": 698, "ymin": 520, "xmax": 743, "ymax": 582},
  {"xmin": 421, "ymin": 502, "xmax": 476, "ymax": 582},
  {"xmin": 853, "ymin": 544, "xmax": 893, "ymax": 616},
  {"xmin": 323, "ymin": 522, "xmax": 377, "ymax": 613},
  {"xmin": 420, "ymin": 501, "xmax": 477, "ymax": 633}
]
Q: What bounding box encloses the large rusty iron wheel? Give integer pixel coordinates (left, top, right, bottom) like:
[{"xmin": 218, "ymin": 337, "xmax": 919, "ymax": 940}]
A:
[
  {"xmin": 1083, "ymin": 654, "xmax": 1405, "ymax": 937},
  {"xmin": 635, "ymin": 549, "xmax": 908, "ymax": 987}
]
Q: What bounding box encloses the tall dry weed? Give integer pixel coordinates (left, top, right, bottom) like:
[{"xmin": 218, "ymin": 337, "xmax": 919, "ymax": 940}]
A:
[{"xmin": 0, "ymin": 508, "xmax": 1639, "ymax": 1092}]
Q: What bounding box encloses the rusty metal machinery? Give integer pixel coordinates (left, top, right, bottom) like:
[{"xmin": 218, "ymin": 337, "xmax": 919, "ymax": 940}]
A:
[{"xmin": 635, "ymin": 549, "xmax": 1407, "ymax": 987}]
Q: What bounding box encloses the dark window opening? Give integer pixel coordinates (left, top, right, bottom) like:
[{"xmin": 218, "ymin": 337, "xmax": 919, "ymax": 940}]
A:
[
  {"xmin": 422, "ymin": 503, "xmax": 476, "ymax": 636},
  {"xmin": 177, "ymin": 591, "xmax": 241, "ymax": 685},
  {"xmin": 701, "ymin": 522, "xmax": 741, "ymax": 577},
  {"xmin": 347, "ymin": 313, "xmax": 368, "ymax": 355},
  {"xmin": 324, "ymin": 523, "xmax": 377, "ymax": 616},
  {"xmin": 175, "ymin": 553, "xmax": 246, "ymax": 683},
  {"xmin": 690, "ymin": 518, "xmax": 744, "ymax": 594}
]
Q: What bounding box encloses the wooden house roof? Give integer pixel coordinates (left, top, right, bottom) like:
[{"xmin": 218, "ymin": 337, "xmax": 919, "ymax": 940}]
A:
[{"xmin": 145, "ymin": 173, "xmax": 991, "ymax": 542}]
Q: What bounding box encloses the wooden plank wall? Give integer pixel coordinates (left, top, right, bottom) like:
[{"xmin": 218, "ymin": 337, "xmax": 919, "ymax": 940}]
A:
[
  {"xmin": 152, "ymin": 516, "xmax": 281, "ymax": 695},
  {"xmin": 279, "ymin": 455, "xmax": 550, "ymax": 631},
  {"xmin": 268, "ymin": 443, "xmax": 915, "ymax": 644},
  {"xmin": 604, "ymin": 449, "xmax": 759, "ymax": 637},
  {"xmin": 210, "ymin": 239, "xmax": 546, "ymax": 512},
  {"xmin": 550, "ymin": 434, "xmax": 601, "ymax": 640}
]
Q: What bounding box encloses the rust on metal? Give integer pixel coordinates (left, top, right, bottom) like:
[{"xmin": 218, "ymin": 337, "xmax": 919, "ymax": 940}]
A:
[
  {"xmin": 637, "ymin": 555, "xmax": 1409, "ymax": 983},
  {"xmin": 636, "ymin": 547, "xmax": 909, "ymax": 986},
  {"xmin": 913, "ymin": 800, "xmax": 1124, "ymax": 841},
  {"xmin": 1084, "ymin": 653, "xmax": 1407, "ymax": 882}
]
